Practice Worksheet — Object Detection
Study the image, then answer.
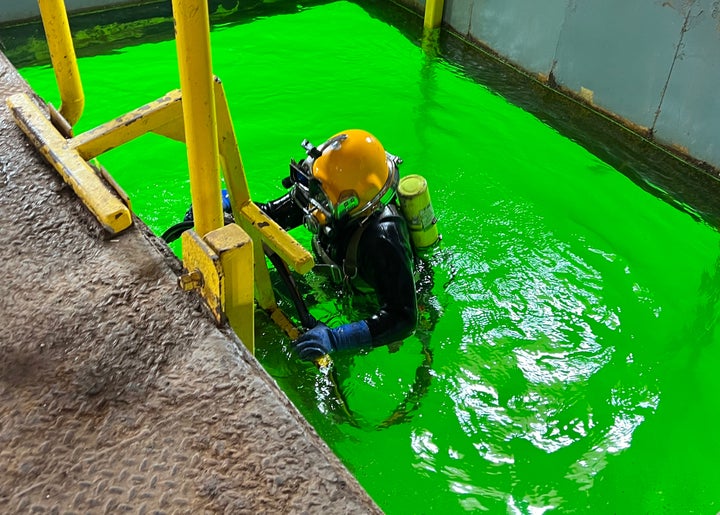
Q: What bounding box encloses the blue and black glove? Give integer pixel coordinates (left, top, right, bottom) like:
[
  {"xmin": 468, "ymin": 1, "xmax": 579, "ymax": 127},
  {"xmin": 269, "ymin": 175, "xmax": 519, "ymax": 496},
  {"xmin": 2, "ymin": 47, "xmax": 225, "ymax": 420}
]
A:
[{"xmin": 294, "ymin": 321, "xmax": 372, "ymax": 361}]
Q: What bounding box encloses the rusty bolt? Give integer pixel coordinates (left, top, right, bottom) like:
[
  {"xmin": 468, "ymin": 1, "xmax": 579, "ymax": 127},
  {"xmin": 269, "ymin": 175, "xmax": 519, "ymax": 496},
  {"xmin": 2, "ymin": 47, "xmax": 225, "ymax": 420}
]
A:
[{"xmin": 178, "ymin": 270, "xmax": 203, "ymax": 291}]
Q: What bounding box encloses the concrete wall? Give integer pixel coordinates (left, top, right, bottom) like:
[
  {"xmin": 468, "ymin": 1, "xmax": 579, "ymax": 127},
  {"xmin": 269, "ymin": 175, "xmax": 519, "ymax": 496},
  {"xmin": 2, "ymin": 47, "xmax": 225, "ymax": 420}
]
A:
[
  {"xmin": 407, "ymin": 0, "xmax": 720, "ymax": 172},
  {"xmin": 0, "ymin": 0, "xmax": 159, "ymax": 24}
]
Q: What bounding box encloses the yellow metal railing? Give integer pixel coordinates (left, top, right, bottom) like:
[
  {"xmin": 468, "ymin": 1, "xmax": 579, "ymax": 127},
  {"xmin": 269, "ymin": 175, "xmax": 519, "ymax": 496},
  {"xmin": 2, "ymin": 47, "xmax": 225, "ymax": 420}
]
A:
[
  {"xmin": 38, "ymin": 0, "xmax": 84, "ymax": 127},
  {"xmin": 172, "ymin": 0, "xmax": 224, "ymax": 238},
  {"xmin": 6, "ymin": 0, "xmax": 314, "ymax": 353},
  {"xmin": 423, "ymin": 0, "xmax": 445, "ymax": 30}
]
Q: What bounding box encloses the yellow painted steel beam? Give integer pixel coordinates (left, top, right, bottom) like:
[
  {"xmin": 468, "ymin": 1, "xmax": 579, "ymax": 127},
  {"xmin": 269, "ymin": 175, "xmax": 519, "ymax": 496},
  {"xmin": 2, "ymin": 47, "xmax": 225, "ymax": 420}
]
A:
[
  {"xmin": 269, "ymin": 307, "xmax": 300, "ymax": 340},
  {"xmin": 38, "ymin": 0, "xmax": 84, "ymax": 127},
  {"xmin": 213, "ymin": 76, "xmax": 275, "ymax": 305},
  {"xmin": 7, "ymin": 93, "xmax": 131, "ymax": 234},
  {"xmin": 172, "ymin": 0, "xmax": 223, "ymax": 238},
  {"xmin": 180, "ymin": 229, "xmax": 222, "ymax": 316},
  {"xmin": 239, "ymin": 201, "xmax": 314, "ymax": 275},
  {"xmin": 421, "ymin": 26, "xmax": 440, "ymax": 56},
  {"xmin": 70, "ymin": 90, "xmax": 185, "ymax": 160},
  {"xmin": 214, "ymin": 76, "xmax": 278, "ymax": 310},
  {"xmin": 213, "ymin": 77, "xmax": 313, "ymax": 312},
  {"xmin": 214, "ymin": 78, "xmax": 250, "ymax": 205},
  {"xmin": 233, "ymin": 216, "xmax": 277, "ymax": 311},
  {"xmin": 423, "ymin": 0, "xmax": 445, "ymax": 30},
  {"xmin": 213, "ymin": 77, "xmax": 277, "ymax": 309}
]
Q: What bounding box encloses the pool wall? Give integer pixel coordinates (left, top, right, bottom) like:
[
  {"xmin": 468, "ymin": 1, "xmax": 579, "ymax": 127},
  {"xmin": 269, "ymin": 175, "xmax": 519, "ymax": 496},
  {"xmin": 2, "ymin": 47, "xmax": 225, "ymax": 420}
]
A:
[
  {"xmin": 0, "ymin": 0, "xmax": 162, "ymax": 24},
  {"xmin": 401, "ymin": 0, "xmax": 720, "ymax": 175},
  {"xmin": 3, "ymin": 0, "xmax": 719, "ymax": 174}
]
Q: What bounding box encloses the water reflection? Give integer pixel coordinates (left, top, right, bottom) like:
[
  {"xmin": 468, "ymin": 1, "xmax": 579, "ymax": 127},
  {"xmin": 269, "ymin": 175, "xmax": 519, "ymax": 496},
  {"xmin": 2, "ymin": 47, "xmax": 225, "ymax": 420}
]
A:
[{"xmin": 440, "ymin": 207, "xmax": 665, "ymax": 508}]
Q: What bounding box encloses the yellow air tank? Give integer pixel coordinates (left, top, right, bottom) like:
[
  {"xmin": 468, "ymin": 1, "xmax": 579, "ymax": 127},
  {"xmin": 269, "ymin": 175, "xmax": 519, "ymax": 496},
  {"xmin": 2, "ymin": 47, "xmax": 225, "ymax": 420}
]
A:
[{"xmin": 398, "ymin": 174, "xmax": 439, "ymax": 249}]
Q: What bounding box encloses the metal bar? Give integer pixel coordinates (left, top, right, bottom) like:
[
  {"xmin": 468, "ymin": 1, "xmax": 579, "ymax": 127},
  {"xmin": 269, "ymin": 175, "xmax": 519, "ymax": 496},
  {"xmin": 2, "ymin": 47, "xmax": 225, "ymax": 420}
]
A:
[
  {"xmin": 239, "ymin": 202, "xmax": 314, "ymax": 275},
  {"xmin": 70, "ymin": 90, "xmax": 184, "ymax": 160},
  {"xmin": 213, "ymin": 78, "xmax": 251, "ymax": 204},
  {"xmin": 213, "ymin": 77, "xmax": 277, "ymax": 310},
  {"xmin": 423, "ymin": 0, "xmax": 445, "ymax": 30},
  {"xmin": 269, "ymin": 308, "xmax": 300, "ymax": 340},
  {"xmin": 171, "ymin": 0, "xmax": 223, "ymax": 238},
  {"xmin": 241, "ymin": 220, "xmax": 279, "ymax": 311},
  {"xmin": 7, "ymin": 93, "xmax": 131, "ymax": 234},
  {"xmin": 213, "ymin": 77, "xmax": 314, "ymax": 310},
  {"xmin": 38, "ymin": 0, "xmax": 84, "ymax": 127}
]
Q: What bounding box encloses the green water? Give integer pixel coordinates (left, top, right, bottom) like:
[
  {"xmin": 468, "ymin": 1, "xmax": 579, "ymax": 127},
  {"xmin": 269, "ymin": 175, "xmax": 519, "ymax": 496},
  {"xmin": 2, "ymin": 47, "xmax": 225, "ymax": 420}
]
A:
[{"xmin": 15, "ymin": 1, "xmax": 720, "ymax": 512}]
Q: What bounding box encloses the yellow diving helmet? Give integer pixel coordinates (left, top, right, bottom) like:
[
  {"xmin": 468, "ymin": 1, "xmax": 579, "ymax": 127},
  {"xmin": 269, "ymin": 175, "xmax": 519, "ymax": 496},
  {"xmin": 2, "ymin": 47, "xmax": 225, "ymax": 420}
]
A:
[{"xmin": 306, "ymin": 129, "xmax": 400, "ymax": 231}]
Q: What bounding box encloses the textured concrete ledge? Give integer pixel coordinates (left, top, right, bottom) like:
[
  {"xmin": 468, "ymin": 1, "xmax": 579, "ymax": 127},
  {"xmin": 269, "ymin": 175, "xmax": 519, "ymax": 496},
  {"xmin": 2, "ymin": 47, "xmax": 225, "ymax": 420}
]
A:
[{"xmin": 0, "ymin": 51, "xmax": 381, "ymax": 514}]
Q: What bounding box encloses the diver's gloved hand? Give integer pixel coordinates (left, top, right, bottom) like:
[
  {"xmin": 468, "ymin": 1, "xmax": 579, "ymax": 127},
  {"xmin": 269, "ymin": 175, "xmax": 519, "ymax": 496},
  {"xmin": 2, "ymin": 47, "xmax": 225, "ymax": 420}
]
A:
[{"xmin": 293, "ymin": 321, "xmax": 372, "ymax": 361}]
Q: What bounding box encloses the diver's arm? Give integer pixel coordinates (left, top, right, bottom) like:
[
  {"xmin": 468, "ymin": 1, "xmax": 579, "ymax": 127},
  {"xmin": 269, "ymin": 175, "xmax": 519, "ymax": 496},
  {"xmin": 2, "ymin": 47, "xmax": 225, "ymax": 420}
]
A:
[
  {"xmin": 362, "ymin": 219, "xmax": 418, "ymax": 347},
  {"xmin": 256, "ymin": 190, "xmax": 305, "ymax": 231},
  {"xmin": 292, "ymin": 217, "xmax": 417, "ymax": 360}
]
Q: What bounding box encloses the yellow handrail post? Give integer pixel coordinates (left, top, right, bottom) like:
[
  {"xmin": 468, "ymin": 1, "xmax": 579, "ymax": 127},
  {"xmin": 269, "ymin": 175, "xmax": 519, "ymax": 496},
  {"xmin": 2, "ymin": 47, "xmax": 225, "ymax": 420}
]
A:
[
  {"xmin": 423, "ymin": 0, "xmax": 445, "ymax": 30},
  {"xmin": 171, "ymin": 0, "xmax": 257, "ymax": 353},
  {"xmin": 37, "ymin": 0, "xmax": 84, "ymax": 127},
  {"xmin": 171, "ymin": 0, "xmax": 223, "ymax": 238}
]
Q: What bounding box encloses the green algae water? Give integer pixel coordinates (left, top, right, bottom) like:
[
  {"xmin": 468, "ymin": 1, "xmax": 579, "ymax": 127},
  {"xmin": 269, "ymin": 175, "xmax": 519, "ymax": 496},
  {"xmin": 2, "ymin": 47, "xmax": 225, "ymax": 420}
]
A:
[{"xmin": 14, "ymin": 1, "xmax": 720, "ymax": 512}]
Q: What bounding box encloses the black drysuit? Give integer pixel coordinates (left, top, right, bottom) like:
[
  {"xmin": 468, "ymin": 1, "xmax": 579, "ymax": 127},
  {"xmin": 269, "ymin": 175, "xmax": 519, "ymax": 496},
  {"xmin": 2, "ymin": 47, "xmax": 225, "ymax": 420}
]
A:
[{"xmin": 260, "ymin": 191, "xmax": 418, "ymax": 347}]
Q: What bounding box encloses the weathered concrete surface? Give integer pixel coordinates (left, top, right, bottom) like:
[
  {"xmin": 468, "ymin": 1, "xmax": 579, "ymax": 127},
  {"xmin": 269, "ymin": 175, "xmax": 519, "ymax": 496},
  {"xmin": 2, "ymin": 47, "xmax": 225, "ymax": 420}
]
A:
[{"xmin": 0, "ymin": 51, "xmax": 381, "ymax": 514}]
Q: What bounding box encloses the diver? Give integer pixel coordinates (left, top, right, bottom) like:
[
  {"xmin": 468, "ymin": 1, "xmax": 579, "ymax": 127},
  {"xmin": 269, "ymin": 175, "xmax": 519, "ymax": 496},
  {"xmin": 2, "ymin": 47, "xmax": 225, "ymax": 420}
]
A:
[
  {"xmin": 257, "ymin": 129, "xmax": 418, "ymax": 362},
  {"xmin": 162, "ymin": 129, "xmax": 423, "ymax": 363}
]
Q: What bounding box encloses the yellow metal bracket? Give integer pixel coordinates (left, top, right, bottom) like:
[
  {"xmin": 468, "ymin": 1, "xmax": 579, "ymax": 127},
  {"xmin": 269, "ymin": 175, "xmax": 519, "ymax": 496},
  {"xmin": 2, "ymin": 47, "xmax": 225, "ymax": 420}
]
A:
[
  {"xmin": 180, "ymin": 223, "xmax": 255, "ymax": 353},
  {"xmin": 6, "ymin": 93, "xmax": 132, "ymax": 234},
  {"xmin": 238, "ymin": 201, "xmax": 313, "ymax": 274},
  {"xmin": 71, "ymin": 90, "xmax": 185, "ymax": 160},
  {"xmin": 210, "ymin": 78, "xmax": 315, "ymax": 331}
]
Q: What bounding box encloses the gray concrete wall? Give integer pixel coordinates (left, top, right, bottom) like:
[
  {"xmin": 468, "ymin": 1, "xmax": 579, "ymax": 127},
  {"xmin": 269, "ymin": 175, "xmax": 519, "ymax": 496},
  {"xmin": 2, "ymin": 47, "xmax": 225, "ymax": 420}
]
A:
[
  {"xmin": 409, "ymin": 0, "xmax": 720, "ymax": 172},
  {"xmin": 0, "ymin": 0, "xmax": 159, "ymax": 24}
]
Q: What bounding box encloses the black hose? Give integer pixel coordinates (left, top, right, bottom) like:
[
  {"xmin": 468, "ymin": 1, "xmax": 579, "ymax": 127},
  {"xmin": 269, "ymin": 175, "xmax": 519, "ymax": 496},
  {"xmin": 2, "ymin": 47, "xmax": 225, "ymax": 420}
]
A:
[
  {"xmin": 162, "ymin": 216, "xmax": 316, "ymax": 332},
  {"xmin": 265, "ymin": 248, "xmax": 317, "ymax": 330},
  {"xmin": 161, "ymin": 220, "xmax": 194, "ymax": 243}
]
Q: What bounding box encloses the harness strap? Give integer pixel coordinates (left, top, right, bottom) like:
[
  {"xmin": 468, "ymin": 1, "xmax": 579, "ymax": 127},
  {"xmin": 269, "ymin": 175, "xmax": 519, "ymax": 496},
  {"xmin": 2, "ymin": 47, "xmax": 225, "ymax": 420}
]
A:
[
  {"xmin": 342, "ymin": 205, "xmax": 406, "ymax": 281},
  {"xmin": 312, "ymin": 237, "xmax": 345, "ymax": 284},
  {"xmin": 342, "ymin": 222, "xmax": 369, "ymax": 280},
  {"xmin": 313, "ymin": 205, "xmax": 403, "ymax": 286}
]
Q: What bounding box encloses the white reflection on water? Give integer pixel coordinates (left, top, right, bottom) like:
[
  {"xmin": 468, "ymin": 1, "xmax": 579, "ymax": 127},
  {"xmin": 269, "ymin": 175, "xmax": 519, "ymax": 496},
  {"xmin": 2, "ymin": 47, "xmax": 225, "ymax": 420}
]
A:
[
  {"xmin": 450, "ymin": 369, "xmax": 514, "ymax": 438},
  {"xmin": 410, "ymin": 429, "xmax": 439, "ymax": 473},
  {"xmin": 514, "ymin": 345, "xmax": 613, "ymax": 385},
  {"xmin": 565, "ymin": 404, "xmax": 656, "ymax": 491},
  {"xmin": 439, "ymin": 209, "xmax": 665, "ymax": 511},
  {"xmin": 508, "ymin": 495, "xmax": 557, "ymax": 515}
]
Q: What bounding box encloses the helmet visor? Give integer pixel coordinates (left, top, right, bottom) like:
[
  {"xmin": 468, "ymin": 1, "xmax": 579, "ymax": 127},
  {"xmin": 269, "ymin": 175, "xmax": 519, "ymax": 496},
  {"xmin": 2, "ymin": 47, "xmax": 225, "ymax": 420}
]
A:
[
  {"xmin": 289, "ymin": 160, "xmax": 311, "ymax": 188},
  {"xmin": 307, "ymin": 177, "xmax": 334, "ymax": 223}
]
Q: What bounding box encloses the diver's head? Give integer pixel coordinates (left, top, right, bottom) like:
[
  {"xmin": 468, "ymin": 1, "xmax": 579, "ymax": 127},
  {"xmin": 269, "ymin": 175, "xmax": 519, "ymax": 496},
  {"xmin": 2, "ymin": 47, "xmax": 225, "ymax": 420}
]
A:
[{"xmin": 300, "ymin": 129, "xmax": 400, "ymax": 236}]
